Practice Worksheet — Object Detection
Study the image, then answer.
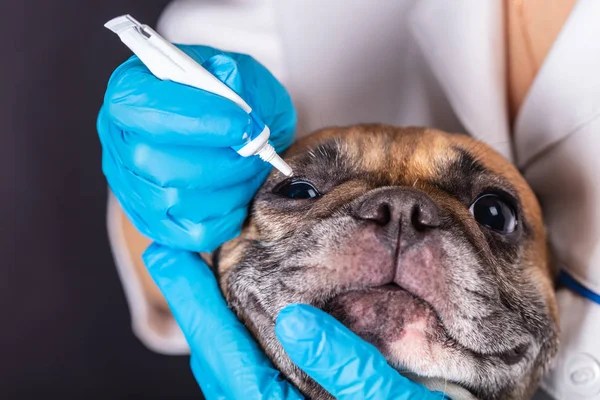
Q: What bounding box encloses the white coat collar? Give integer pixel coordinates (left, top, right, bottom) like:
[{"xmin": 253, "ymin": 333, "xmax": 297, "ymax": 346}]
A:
[
  {"xmin": 513, "ymin": 0, "xmax": 600, "ymax": 169},
  {"xmin": 407, "ymin": 0, "xmax": 513, "ymax": 162}
]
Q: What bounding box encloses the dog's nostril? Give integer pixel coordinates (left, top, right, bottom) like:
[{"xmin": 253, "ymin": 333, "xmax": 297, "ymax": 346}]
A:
[
  {"xmin": 355, "ymin": 197, "xmax": 394, "ymax": 225},
  {"xmin": 411, "ymin": 202, "xmax": 440, "ymax": 231},
  {"xmin": 411, "ymin": 205, "xmax": 426, "ymax": 231},
  {"xmin": 374, "ymin": 203, "xmax": 392, "ymax": 226}
]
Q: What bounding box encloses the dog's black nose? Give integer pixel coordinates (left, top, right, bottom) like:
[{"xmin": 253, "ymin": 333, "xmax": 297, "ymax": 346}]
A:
[{"xmin": 354, "ymin": 187, "xmax": 440, "ymax": 244}]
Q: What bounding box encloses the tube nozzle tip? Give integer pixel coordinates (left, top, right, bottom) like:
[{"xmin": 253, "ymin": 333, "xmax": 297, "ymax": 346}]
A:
[
  {"xmin": 257, "ymin": 144, "xmax": 293, "ymax": 176},
  {"xmin": 270, "ymin": 154, "xmax": 294, "ymax": 176}
]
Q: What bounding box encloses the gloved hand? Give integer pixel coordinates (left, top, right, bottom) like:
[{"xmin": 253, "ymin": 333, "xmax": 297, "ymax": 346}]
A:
[
  {"xmin": 97, "ymin": 45, "xmax": 296, "ymax": 252},
  {"xmin": 143, "ymin": 244, "xmax": 449, "ymax": 400}
]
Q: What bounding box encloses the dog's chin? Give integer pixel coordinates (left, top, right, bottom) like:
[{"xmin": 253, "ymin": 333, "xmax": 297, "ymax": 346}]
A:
[
  {"xmin": 322, "ymin": 284, "xmax": 439, "ymax": 344},
  {"xmin": 321, "ymin": 284, "xmax": 476, "ymax": 398}
]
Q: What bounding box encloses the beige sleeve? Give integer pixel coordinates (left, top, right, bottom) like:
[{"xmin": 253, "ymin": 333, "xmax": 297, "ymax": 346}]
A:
[
  {"xmin": 505, "ymin": 0, "xmax": 577, "ymax": 124},
  {"xmin": 107, "ymin": 191, "xmax": 189, "ymax": 354}
]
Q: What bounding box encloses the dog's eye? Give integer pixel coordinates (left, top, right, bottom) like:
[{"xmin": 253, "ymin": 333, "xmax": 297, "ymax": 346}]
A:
[
  {"xmin": 469, "ymin": 194, "xmax": 517, "ymax": 234},
  {"xmin": 274, "ymin": 180, "xmax": 321, "ymax": 199}
]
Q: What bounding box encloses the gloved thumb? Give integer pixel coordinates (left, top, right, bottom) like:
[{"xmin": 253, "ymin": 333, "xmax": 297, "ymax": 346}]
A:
[
  {"xmin": 173, "ymin": 45, "xmax": 244, "ymax": 95},
  {"xmin": 201, "ymin": 54, "xmax": 244, "ymax": 95},
  {"xmin": 275, "ymin": 304, "xmax": 448, "ymax": 400}
]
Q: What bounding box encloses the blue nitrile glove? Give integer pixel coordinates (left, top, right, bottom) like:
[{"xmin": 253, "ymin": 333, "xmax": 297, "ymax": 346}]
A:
[
  {"xmin": 143, "ymin": 244, "xmax": 448, "ymax": 400},
  {"xmin": 276, "ymin": 305, "xmax": 449, "ymax": 400},
  {"xmin": 97, "ymin": 45, "xmax": 296, "ymax": 252}
]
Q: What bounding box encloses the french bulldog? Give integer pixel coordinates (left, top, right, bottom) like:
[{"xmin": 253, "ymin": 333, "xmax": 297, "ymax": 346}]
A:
[{"xmin": 211, "ymin": 125, "xmax": 559, "ymax": 400}]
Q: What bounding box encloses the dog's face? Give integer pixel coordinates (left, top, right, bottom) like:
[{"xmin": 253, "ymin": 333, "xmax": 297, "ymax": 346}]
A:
[{"xmin": 215, "ymin": 125, "xmax": 558, "ymax": 400}]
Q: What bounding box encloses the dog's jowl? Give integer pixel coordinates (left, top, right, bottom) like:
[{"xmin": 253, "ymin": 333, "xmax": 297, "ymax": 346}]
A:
[{"xmin": 214, "ymin": 125, "xmax": 558, "ymax": 400}]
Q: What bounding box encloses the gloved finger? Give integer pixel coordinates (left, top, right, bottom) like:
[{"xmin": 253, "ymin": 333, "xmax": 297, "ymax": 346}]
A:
[
  {"xmin": 190, "ymin": 355, "xmax": 227, "ymax": 400},
  {"xmin": 163, "ymin": 206, "xmax": 249, "ymax": 253},
  {"xmin": 143, "ymin": 244, "xmax": 304, "ymax": 400},
  {"xmin": 166, "ymin": 169, "xmax": 270, "ymax": 223},
  {"xmin": 194, "ymin": 49, "xmax": 297, "ymax": 152},
  {"xmin": 275, "ymin": 304, "xmax": 447, "ymax": 400},
  {"xmin": 217, "ymin": 53, "xmax": 297, "ymax": 148},
  {"xmin": 103, "ymin": 148, "xmax": 240, "ymax": 252},
  {"xmin": 104, "ymin": 57, "xmax": 251, "ymax": 147},
  {"xmin": 102, "ymin": 146, "xmax": 250, "ymax": 252},
  {"xmin": 106, "ymin": 124, "xmax": 268, "ymax": 189},
  {"xmin": 139, "ymin": 204, "xmax": 248, "ymax": 253},
  {"xmin": 105, "ymin": 144, "xmax": 265, "ymax": 224},
  {"xmin": 265, "ymin": 109, "xmax": 297, "ymax": 153},
  {"xmin": 99, "ymin": 106, "xmax": 268, "ymax": 192},
  {"xmin": 175, "ymin": 45, "xmax": 244, "ymax": 97},
  {"xmin": 189, "ymin": 50, "xmax": 296, "ymax": 152},
  {"xmin": 199, "ymin": 52, "xmax": 245, "ymax": 96}
]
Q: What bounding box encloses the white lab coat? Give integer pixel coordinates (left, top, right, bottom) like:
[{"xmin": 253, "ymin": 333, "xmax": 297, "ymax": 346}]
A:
[{"xmin": 107, "ymin": 1, "xmax": 600, "ymax": 399}]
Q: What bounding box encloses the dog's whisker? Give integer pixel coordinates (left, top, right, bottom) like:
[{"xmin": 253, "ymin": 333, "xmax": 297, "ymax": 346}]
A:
[{"xmin": 440, "ymin": 378, "xmax": 449, "ymax": 400}]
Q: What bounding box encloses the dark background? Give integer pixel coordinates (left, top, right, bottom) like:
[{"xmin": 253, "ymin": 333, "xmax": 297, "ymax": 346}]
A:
[{"xmin": 2, "ymin": 1, "xmax": 202, "ymax": 398}]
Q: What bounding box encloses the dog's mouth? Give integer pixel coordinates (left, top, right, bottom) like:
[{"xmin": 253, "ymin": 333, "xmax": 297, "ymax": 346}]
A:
[
  {"xmin": 315, "ymin": 228, "xmax": 453, "ymax": 356},
  {"xmin": 320, "ymin": 281, "xmax": 445, "ymax": 346},
  {"xmin": 320, "ymin": 281, "xmax": 465, "ymax": 388},
  {"xmin": 318, "ymin": 280, "xmax": 530, "ymax": 398}
]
